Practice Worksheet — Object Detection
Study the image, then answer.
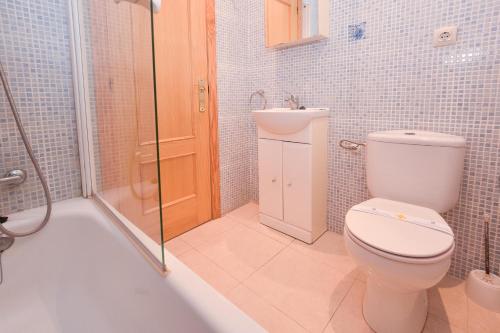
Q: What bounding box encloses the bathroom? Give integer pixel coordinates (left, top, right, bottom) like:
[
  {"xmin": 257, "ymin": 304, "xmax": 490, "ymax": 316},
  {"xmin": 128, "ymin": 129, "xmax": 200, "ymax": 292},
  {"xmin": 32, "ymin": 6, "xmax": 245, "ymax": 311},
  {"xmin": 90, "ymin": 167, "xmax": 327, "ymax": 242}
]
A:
[{"xmin": 0, "ymin": 0, "xmax": 499, "ymax": 332}]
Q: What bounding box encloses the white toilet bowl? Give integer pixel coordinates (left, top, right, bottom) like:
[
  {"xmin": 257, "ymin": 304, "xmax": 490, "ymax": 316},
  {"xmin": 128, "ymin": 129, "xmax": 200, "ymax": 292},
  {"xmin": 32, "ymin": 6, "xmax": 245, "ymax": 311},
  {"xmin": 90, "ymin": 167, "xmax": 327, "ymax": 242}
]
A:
[{"xmin": 344, "ymin": 198, "xmax": 455, "ymax": 333}]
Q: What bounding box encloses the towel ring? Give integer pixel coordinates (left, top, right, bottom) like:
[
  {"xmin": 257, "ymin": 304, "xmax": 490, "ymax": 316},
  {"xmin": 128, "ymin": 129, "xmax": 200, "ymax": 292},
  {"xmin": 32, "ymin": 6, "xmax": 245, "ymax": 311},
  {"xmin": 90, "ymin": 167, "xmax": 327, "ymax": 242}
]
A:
[
  {"xmin": 339, "ymin": 139, "xmax": 366, "ymax": 151},
  {"xmin": 249, "ymin": 90, "xmax": 267, "ymax": 110}
]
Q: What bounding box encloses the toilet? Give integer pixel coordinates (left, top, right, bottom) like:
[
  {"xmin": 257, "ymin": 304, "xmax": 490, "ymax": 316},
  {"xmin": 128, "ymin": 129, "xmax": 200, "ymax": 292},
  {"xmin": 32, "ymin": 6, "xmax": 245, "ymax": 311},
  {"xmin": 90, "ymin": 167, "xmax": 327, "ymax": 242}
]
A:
[{"xmin": 344, "ymin": 130, "xmax": 466, "ymax": 333}]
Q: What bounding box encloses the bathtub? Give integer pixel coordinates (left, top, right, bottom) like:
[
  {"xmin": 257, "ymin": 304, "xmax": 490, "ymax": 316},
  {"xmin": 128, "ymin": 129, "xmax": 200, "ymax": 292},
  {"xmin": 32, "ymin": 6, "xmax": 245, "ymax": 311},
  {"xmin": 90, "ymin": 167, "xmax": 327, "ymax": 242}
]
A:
[{"xmin": 0, "ymin": 198, "xmax": 264, "ymax": 333}]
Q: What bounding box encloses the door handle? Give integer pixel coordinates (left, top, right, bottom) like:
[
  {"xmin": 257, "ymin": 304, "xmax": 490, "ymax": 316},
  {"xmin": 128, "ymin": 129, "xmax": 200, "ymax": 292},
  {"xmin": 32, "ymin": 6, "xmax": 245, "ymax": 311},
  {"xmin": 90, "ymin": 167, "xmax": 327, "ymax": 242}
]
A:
[{"xmin": 198, "ymin": 79, "xmax": 207, "ymax": 112}]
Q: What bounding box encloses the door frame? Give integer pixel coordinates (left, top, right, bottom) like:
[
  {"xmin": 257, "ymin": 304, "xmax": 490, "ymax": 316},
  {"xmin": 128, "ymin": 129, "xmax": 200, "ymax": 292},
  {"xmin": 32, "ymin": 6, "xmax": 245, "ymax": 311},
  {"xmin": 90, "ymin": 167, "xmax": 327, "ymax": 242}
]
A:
[
  {"xmin": 206, "ymin": 0, "xmax": 221, "ymax": 219},
  {"xmin": 69, "ymin": 0, "xmax": 221, "ymax": 219}
]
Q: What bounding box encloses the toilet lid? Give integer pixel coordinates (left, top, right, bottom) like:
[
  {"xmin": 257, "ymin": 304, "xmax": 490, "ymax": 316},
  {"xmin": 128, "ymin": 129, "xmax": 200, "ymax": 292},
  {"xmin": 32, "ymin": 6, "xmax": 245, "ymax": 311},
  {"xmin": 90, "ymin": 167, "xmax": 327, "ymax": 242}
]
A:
[{"xmin": 346, "ymin": 198, "xmax": 454, "ymax": 258}]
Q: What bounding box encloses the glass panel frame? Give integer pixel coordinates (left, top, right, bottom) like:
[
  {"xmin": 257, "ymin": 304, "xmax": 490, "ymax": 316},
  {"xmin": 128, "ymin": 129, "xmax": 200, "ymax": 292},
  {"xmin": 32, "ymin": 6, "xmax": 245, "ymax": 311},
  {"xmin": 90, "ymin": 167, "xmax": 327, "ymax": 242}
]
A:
[{"xmin": 71, "ymin": 0, "xmax": 166, "ymax": 271}]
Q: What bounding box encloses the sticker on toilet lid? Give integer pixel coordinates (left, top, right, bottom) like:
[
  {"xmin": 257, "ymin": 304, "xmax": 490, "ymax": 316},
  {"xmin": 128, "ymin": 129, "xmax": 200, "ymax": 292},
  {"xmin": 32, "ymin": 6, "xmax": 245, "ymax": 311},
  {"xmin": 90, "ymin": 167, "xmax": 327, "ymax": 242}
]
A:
[
  {"xmin": 351, "ymin": 205, "xmax": 453, "ymax": 236},
  {"xmin": 346, "ymin": 198, "xmax": 454, "ymax": 258}
]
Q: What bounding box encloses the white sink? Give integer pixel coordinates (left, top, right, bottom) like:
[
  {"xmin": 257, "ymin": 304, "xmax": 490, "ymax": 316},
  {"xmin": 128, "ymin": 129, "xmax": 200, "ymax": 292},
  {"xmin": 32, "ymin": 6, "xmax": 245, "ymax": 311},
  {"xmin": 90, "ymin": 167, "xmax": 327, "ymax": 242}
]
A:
[{"xmin": 252, "ymin": 108, "xmax": 329, "ymax": 135}]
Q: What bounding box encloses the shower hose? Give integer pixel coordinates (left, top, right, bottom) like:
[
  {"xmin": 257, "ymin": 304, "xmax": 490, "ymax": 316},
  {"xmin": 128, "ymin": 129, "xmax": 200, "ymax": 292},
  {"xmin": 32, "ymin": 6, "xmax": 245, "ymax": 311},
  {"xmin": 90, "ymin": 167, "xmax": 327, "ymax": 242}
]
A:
[{"xmin": 0, "ymin": 61, "xmax": 52, "ymax": 237}]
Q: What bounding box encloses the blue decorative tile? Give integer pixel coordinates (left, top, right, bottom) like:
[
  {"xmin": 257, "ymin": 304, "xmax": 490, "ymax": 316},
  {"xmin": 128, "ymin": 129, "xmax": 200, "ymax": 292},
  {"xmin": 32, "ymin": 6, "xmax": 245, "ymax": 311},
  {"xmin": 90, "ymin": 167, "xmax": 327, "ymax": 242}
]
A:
[{"xmin": 348, "ymin": 22, "xmax": 366, "ymax": 41}]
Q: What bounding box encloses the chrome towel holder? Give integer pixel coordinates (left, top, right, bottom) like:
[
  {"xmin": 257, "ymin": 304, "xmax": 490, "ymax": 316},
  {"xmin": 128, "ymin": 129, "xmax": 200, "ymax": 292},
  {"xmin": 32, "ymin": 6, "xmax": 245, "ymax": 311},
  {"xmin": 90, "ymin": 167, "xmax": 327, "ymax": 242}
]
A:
[
  {"xmin": 249, "ymin": 90, "xmax": 267, "ymax": 110},
  {"xmin": 339, "ymin": 139, "xmax": 366, "ymax": 151}
]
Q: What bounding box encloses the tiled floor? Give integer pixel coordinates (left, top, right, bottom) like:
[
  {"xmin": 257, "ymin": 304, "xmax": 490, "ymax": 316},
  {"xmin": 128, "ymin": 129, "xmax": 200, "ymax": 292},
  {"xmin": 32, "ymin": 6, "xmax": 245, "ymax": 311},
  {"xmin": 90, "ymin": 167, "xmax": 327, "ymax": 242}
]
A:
[{"xmin": 166, "ymin": 203, "xmax": 500, "ymax": 333}]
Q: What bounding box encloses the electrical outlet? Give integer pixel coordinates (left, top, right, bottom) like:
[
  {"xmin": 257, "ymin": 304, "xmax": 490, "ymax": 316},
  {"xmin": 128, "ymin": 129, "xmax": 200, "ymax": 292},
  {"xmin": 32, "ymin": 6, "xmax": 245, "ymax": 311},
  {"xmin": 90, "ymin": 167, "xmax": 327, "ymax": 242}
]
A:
[{"xmin": 433, "ymin": 26, "xmax": 458, "ymax": 47}]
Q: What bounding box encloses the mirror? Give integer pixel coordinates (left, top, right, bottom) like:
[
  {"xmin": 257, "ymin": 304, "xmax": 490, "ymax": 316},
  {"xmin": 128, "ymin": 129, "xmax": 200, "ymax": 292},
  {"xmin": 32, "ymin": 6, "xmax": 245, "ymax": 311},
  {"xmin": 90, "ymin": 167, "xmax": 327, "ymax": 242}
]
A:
[{"xmin": 265, "ymin": 0, "xmax": 329, "ymax": 49}]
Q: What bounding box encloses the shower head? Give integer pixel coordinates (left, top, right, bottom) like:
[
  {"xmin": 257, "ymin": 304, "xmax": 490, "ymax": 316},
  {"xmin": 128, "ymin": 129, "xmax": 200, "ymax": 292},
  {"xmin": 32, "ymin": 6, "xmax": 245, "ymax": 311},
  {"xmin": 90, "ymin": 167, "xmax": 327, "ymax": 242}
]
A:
[{"xmin": 114, "ymin": 0, "xmax": 162, "ymax": 13}]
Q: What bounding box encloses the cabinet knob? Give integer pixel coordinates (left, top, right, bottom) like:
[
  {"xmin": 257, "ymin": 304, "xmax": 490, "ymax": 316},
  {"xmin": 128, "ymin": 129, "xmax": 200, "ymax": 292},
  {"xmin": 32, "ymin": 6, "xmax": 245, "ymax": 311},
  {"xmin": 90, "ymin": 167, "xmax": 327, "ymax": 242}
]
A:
[
  {"xmin": 287, "ymin": 182, "xmax": 292, "ymax": 187},
  {"xmin": 272, "ymin": 178, "xmax": 277, "ymax": 183}
]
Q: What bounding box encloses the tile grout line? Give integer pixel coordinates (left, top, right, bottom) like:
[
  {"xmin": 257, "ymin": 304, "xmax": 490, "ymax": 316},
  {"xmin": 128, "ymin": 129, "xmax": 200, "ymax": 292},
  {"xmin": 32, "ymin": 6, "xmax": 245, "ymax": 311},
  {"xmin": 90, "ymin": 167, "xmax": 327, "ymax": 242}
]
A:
[
  {"xmin": 193, "ymin": 233, "xmax": 284, "ymax": 283},
  {"xmin": 236, "ymin": 218, "xmax": 294, "ymax": 246},
  {"xmin": 320, "ymin": 277, "xmax": 358, "ymax": 333},
  {"xmin": 242, "ymin": 233, "xmax": 290, "ymax": 282},
  {"xmin": 226, "ymin": 209, "xmax": 295, "ymax": 244},
  {"xmin": 187, "ymin": 245, "xmax": 245, "ymax": 284},
  {"xmin": 234, "ymin": 220, "xmax": 328, "ymax": 332},
  {"xmin": 175, "ymin": 244, "xmax": 244, "ymax": 295},
  {"xmin": 236, "ymin": 280, "xmax": 312, "ymax": 332},
  {"xmin": 176, "ymin": 210, "xmax": 283, "ymax": 284},
  {"xmin": 226, "ymin": 210, "xmax": 312, "ymax": 281},
  {"xmin": 177, "ymin": 214, "xmax": 242, "ymax": 249}
]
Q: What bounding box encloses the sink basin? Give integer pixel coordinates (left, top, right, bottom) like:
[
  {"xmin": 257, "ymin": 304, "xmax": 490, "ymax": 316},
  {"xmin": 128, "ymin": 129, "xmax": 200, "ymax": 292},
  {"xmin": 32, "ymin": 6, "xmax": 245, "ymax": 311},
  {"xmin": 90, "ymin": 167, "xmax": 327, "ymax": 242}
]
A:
[{"xmin": 252, "ymin": 108, "xmax": 329, "ymax": 135}]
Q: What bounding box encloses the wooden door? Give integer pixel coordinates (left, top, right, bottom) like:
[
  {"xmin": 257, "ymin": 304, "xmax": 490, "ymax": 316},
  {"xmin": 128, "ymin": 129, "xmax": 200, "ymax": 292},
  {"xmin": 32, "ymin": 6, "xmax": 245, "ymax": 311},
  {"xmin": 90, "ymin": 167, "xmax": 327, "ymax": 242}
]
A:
[
  {"xmin": 149, "ymin": 0, "xmax": 213, "ymax": 241},
  {"xmin": 89, "ymin": 0, "xmax": 214, "ymax": 243}
]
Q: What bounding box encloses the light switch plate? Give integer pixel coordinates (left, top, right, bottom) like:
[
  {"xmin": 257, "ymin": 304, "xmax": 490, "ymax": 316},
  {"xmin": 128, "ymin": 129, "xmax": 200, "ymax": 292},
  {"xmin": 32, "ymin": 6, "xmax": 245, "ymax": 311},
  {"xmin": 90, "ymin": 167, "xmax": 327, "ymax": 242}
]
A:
[{"xmin": 433, "ymin": 26, "xmax": 458, "ymax": 47}]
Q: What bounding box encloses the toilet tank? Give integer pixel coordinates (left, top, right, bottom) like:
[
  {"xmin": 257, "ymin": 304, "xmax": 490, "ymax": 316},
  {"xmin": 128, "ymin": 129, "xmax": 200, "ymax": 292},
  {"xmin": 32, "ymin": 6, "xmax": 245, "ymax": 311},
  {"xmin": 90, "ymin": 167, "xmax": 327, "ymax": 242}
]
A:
[{"xmin": 366, "ymin": 130, "xmax": 466, "ymax": 213}]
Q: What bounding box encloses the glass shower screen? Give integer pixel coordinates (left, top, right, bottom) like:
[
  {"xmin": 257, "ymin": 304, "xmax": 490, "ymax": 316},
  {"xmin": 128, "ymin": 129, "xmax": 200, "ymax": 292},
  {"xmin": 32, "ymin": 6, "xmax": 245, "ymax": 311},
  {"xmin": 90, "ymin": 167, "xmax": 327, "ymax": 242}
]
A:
[{"xmin": 78, "ymin": 0, "xmax": 165, "ymax": 269}]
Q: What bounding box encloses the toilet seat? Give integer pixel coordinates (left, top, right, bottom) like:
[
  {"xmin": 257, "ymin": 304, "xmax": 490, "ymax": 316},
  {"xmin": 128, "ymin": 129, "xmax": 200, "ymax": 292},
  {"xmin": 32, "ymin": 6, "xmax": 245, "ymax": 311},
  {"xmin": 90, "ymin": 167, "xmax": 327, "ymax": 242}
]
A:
[{"xmin": 346, "ymin": 198, "xmax": 454, "ymax": 260}]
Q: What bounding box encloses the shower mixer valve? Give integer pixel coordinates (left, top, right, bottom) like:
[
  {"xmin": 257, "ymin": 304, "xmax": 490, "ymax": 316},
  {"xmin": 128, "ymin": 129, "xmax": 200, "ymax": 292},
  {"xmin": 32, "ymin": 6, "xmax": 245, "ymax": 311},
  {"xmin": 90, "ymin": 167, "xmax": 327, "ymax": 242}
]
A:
[{"xmin": 0, "ymin": 169, "xmax": 27, "ymax": 187}]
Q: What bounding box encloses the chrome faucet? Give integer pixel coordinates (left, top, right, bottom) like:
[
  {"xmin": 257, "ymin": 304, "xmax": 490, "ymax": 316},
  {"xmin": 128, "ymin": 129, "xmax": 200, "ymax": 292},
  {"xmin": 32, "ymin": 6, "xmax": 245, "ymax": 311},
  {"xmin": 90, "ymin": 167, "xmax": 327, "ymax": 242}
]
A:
[{"xmin": 285, "ymin": 94, "xmax": 300, "ymax": 110}]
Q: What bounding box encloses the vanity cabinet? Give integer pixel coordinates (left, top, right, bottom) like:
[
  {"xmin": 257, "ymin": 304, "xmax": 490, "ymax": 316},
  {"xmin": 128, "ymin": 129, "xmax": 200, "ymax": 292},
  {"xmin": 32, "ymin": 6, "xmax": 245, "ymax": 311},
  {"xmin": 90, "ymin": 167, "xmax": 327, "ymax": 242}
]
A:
[{"xmin": 257, "ymin": 115, "xmax": 328, "ymax": 244}]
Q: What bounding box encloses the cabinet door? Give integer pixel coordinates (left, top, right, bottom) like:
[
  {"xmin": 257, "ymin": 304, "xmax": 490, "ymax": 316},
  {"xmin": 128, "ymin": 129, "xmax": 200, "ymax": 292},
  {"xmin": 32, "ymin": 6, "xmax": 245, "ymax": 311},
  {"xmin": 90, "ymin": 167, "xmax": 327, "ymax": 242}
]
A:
[
  {"xmin": 283, "ymin": 142, "xmax": 312, "ymax": 230},
  {"xmin": 258, "ymin": 139, "xmax": 283, "ymax": 220}
]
